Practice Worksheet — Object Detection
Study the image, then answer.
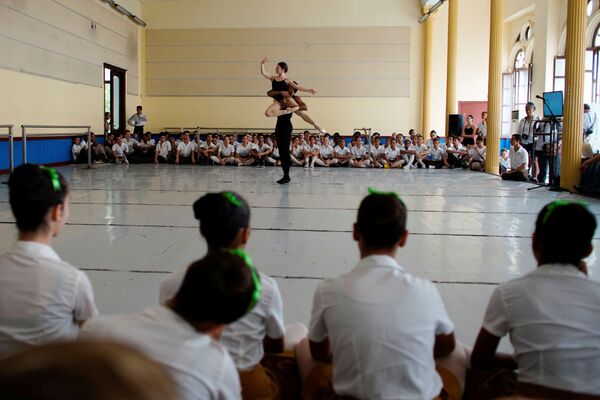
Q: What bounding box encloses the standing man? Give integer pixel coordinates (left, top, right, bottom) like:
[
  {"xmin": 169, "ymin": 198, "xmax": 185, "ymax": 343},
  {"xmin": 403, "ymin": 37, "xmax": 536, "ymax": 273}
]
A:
[
  {"xmin": 127, "ymin": 105, "xmax": 148, "ymax": 138},
  {"xmin": 477, "ymin": 111, "xmax": 488, "ymax": 142},
  {"xmin": 584, "ymin": 104, "xmax": 597, "ymax": 139},
  {"xmin": 516, "ymin": 102, "xmax": 538, "ymax": 176}
]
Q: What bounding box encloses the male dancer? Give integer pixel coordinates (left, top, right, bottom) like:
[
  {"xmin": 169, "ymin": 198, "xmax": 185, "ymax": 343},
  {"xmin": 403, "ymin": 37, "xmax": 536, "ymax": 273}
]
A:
[{"xmin": 275, "ymin": 113, "xmax": 293, "ymax": 184}]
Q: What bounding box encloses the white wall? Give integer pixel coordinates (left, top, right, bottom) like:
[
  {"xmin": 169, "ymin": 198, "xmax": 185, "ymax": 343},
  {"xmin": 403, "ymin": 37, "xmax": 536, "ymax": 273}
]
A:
[{"xmin": 0, "ymin": 0, "xmax": 142, "ymax": 134}]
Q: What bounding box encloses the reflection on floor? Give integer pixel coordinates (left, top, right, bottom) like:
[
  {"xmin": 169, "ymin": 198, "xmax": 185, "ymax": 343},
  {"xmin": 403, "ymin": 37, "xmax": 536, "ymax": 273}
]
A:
[{"xmin": 0, "ymin": 164, "xmax": 598, "ymax": 351}]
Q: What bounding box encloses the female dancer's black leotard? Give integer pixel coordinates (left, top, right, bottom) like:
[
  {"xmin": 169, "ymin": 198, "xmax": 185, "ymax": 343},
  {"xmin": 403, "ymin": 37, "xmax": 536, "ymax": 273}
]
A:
[
  {"xmin": 463, "ymin": 126, "xmax": 475, "ymax": 145},
  {"xmin": 270, "ymin": 79, "xmax": 290, "ymax": 102}
]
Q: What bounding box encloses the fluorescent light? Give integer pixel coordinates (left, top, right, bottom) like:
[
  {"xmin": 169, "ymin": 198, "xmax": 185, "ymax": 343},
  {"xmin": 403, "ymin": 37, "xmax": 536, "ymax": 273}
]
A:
[
  {"xmin": 429, "ymin": 0, "xmax": 445, "ymax": 13},
  {"xmin": 132, "ymin": 16, "xmax": 147, "ymax": 27},
  {"xmin": 100, "ymin": 0, "xmax": 147, "ymax": 27},
  {"xmin": 418, "ymin": 13, "xmax": 429, "ymax": 24}
]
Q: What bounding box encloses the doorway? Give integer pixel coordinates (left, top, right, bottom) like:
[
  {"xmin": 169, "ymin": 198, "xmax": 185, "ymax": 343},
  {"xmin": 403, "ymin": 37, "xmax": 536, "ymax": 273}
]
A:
[{"xmin": 104, "ymin": 64, "xmax": 126, "ymax": 137}]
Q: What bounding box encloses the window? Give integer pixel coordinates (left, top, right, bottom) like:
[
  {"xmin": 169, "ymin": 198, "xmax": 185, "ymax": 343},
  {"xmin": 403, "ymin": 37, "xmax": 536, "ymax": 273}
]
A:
[
  {"xmin": 502, "ymin": 73, "xmax": 513, "ymax": 137},
  {"xmin": 524, "ymin": 26, "xmax": 532, "ymax": 42},
  {"xmin": 513, "ymin": 49, "xmax": 532, "ymax": 113},
  {"xmin": 588, "ymin": 0, "xmax": 594, "ymax": 17},
  {"xmin": 553, "ymin": 57, "xmax": 565, "ymax": 94}
]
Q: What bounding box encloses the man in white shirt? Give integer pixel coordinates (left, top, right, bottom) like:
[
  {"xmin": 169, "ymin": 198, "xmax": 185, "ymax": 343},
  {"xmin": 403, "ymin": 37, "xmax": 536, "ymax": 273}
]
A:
[
  {"xmin": 210, "ymin": 136, "xmax": 237, "ymax": 166},
  {"xmin": 176, "ymin": 132, "xmax": 197, "ymax": 164},
  {"xmin": 350, "ymin": 139, "xmax": 370, "ymax": 168},
  {"xmin": 400, "ymin": 139, "xmax": 417, "ymax": 169},
  {"xmin": 122, "ymin": 130, "xmax": 139, "ymax": 159},
  {"xmin": 127, "ymin": 105, "xmax": 148, "ymax": 136},
  {"xmin": 234, "ymin": 134, "xmax": 255, "ymax": 166},
  {"xmin": 516, "ymin": 102, "xmax": 538, "ymax": 173},
  {"xmin": 472, "ymin": 201, "xmax": 600, "ymax": 398},
  {"xmin": 583, "ymin": 103, "xmax": 596, "ymax": 139},
  {"xmin": 298, "ymin": 191, "xmax": 466, "ymax": 400},
  {"xmin": 424, "ymin": 138, "xmax": 450, "ymax": 169},
  {"xmin": 0, "ymin": 165, "xmax": 98, "ymax": 358},
  {"xmin": 155, "ymin": 134, "xmax": 172, "ymax": 164},
  {"xmin": 382, "ymin": 138, "xmax": 404, "ymax": 168},
  {"xmin": 302, "ymin": 135, "xmax": 321, "ymax": 169},
  {"xmin": 501, "ymin": 134, "xmax": 529, "ymax": 181},
  {"xmin": 414, "ymin": 135, "xmax": 429, "ymax": 168},
  {"xmin": 446, "ymin": 136, "xmax": 468, "ymax": 168},
  {"xmin": 469, "ymin": 136, "xmax": 486, "ymax": 171},
  {"xmin": 476, "ymin": 111, "xmax": 488, "ymax": 141},
  {"xmin": 315, "ymin": 136, "xmax": 338, "ymax": 167},
  {"xmin": 369, "ymin": 137, "xmax": 386, "ymax": 168},
  {"xmin": 135, "ymin": 133, "xmax": 156, "ymax": 163},
  {"xmin": 71, "ymin": 137, "xmax": 88, "ymax": 164},
  {"xmin": 198, "ymin": 134, "xmax": 218, "ymax": 165},
  {"xmin": 82, "ymin": 252, "xmax": 253, "ymax": 400},
  {"xmin": 112, "ymin": 136, "xmax": 129, "ymax": 165},
  {"xmin": 333, "ymin": 139, "xmax": 352, "ymax": 167},
  {"xmin": 251, "ymin": 135, "xmax": 271, "ymax": 168}
]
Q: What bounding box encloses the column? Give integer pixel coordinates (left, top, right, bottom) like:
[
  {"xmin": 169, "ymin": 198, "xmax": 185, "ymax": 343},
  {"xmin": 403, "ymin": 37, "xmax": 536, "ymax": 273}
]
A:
[
  {"xmin": 445, "ymin": 0, "xmax": 458, "ymax": 136},
  {"xmin": 560, "ymin": 0, "xmax": 586, "ymax": 191},
  {"xmin": 421, "ymin": 7, "xmax": 434, "ymax": 136},
  {"xmin": 485, "ymin": 0, "xmax": 503, "ymax": 174}
]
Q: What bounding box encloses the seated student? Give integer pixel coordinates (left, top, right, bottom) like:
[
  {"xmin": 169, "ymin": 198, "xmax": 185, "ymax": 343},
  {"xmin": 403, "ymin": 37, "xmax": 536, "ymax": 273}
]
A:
[
  {"xmin": 302, "ymin": 135, "xmax": 321, "ymax": 169},
  {"xmin": 499, "ymin": 148, "xmax": 510, "ymax": 174},
  {"xmin": 112, "ymin": 135, "xmax": 129, "ymax": 165},
  {"xmin": 297, "ymin": 190, "xmax": 467, "ymax": 400},
  {"xmin": 0, "ymin": 341, "xmax": 177, "ymax": 400},
  {"xmin": 266, "ymin": 137, "xmax": 281, "ymax": 166},
  {"xmin": 251, "ymin": 135, "xmax": 271, "ymax": 168},
  {"xmin": 424, "ymin": 138, "xmax": 450, "ymax": 169},
  {"xmin": 0, "ymin": 165, "xmax": 98, "ymax": 358},
  {"xmin": 577, "ymin": 153, "xmax": 600, "ymax": 195},
  {"xmin": 426, "ymin": 130, "xmax": 439, "ymax": 149},
  {"xmin": 370, "ymin": 136, "xmax": 386, "ymax": 168},
  {"xmin": 71, "ymin": 137, "xmax": 88, "ymax": 164},
  {"xmin": 400, "ymin": 139, "xmax": 417, "ymax": 169},
  {"xmin": 135, "ymin": 133, "xmax": 156, "ymax": 163},
  {"xmin": 89, "ymin": 132, "xmax": 107, "ymax": 163},
  {"xmin": 469, "ymin": 137, "xmax": 486, "ymax": 171},
  {"xmin": 446, "ymin": 136, "xmax": 468, "ymax": 168},
  {"xmin": 333, "ymin": 139, "xmax": 352, "ymax": 167},
  {"xmin": 290, "ymin": 136, "xmax": 305, "ymax": 166},
  {"xmin": 350, "ymin": 139, "xmax": 370, "ymax": 168},
  {"xmin": 82, "ymin": 252, "xmax": 251, "ymax": 400},
  {"xmin": 123, "ymin": 130, "xmax": 139, "ymax": 160},
  {"xmin": 198, "ymin": 134, "xmax": 218, "ymax": 165},
  {"xmin": 382, "ymin": 138, "xmax": 404, "ymax": 168},
  {"xmin": 159, "ymin": 192, "xmax": 306, "ymax": 400},
  {"xmin": 235, "ymin": 134, "xmax": 255, "ymax": 166},
  {"xmin": 211, "ymin": 136, "xmax": 237, "ymax": 166},
  {"xmin": 471, "ymin": 201, "xmax": 600, "ymax": 399},
  {"xmin": 104, "ymin": 134, "xmax": 116, "ymax": 163},
  {"xmin": 414, "ymin": 135, "xmax": 429, "ymax": 168},
  {"xmin": 176, "ymin": 132, "xmax": 197, "ymax": 165},
  {"xmin": 408, "ymin": 128, "xmax": 416, "ymax": 144},
  {"xmin": 501, "ymin": 134, "xmax": 529, "ymax": 181},
  {"xmin": 155, "ymin": 134, "xmax": 172, "ymax": 164},
  {"xmin": 315, "ymin": 136, "xmax": 338, "ymax": 167}
]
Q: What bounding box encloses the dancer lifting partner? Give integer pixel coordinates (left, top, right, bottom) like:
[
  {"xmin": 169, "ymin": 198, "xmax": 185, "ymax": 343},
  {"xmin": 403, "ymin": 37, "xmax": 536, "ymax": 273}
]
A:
[
  {"xmin": 275, "ymin": 113, "xmax": 293, "ymax": 185},
  {"xmin": 260, "ymin": 57, "xmax": 327, "ymax": 134}
]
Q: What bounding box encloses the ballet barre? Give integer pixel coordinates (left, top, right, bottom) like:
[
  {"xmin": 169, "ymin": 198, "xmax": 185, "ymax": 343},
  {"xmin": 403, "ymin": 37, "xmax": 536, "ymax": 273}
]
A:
[
  {"xmin": 0, "ymin": 125, "xmax": 14, "ymax": 172},
  {"xmin": 162, "ymin": 127, "xmax": 323, "ymax": 136},
  {"xmin": 21, "ymin": 125, "xmax": 92, "ymax": 169}
]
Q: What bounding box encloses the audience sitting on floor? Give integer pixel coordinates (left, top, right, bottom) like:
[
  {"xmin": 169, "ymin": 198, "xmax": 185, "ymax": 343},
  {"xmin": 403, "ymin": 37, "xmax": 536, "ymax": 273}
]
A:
[
  {"xmin": 1, "ymin": 164, "xmax": 599, "ymax": 400},
  {"xmin": 501, "ymin": 134, "xmax": 529, "ymax": 182}
]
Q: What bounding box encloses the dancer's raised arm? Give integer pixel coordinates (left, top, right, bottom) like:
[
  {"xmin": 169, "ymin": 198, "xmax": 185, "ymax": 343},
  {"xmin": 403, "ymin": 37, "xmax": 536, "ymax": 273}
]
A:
[
  {"xmin": 287, "ymin": 80, "xmax": 317, "ymax": 95},
  {"xmin": 260, "ymin": 57, "xmax": 273, "ymax": 80}
]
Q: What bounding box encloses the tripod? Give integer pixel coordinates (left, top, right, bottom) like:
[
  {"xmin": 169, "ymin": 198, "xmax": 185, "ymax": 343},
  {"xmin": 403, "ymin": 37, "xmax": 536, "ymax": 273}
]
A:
[{"xmin": 528, "ymin": 95, "xmax": 562, "ymax": 192}]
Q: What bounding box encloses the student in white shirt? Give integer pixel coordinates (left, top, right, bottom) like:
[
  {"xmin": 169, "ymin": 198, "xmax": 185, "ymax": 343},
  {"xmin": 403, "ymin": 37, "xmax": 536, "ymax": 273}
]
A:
[
  {"xmin": 297, "ymin": 190, "xmax": 467, "ymax": 400},
  {"xmin": 0, "ymin": 165, "xmax": 98, "ymax": 358},
  {"xmin": 476, "ymin": 111, "xmax": 488, "ymax": 141},
  {"xmin": 350, "ymin": 139, "xmax": 370, "ymax": 168},
  {"xmin": 176, "ymin": 132, "xmax": 197, "ymax": 165},
  {"xmin": 123, "ymin": 130, "xmax": 139, "ymax": 159},
  {"xmin": 302, "ymin": 135, "xmax": 321, "ymax": 169},
  {"xmin": 499, "ymin": 148, "xmax": 511, "ymax": 174},
  {"xmin": 333, "ymin": 139, "xmax": 352, "ymax": 167},
  {"xmin": 414, "ymin": 135, "xmax": 429, "ymax": 168},
  {"xmin": 235, "ymin": 134, "xmax": 255, "ymax": 166},
  {"xmin": 400, "ymin": 139, "xmax": 417, "ymax": 169},
  {"xmin": 516, "ymin": 102, "xmax": 538, "ymax": 164},
  {"xmin": 127, "ymin": 105, "xmax": 148, "ymax": 137},
  {"xmin": 0, "ymin": 340, "xmax": 178, "ymax": 400},
  {"xmin": 154, "ymin": 134, "xmax": 172, "ymax": 164},
  {"xmin": 424, "ymin": 138, "xmax": 451, "ymax": 169},
  {"xmin": 369, "ymin": 137, "xmax": 386, "ymax": 168},
  {"xmin": 71, "ymin": 137, "xmax": 88, "ymax": 164},
  {"xmin": 382, "ymin": 138, "xmax": 404, "ymax": 168},
  {"xmin": 159, "ymin": 192, "xmax": 306, "ymax": 400},
  {"xmin": 210, "ymin": 136, "xmax": 237, "ymax": 166},
  {"xmin": 135, "ymin": 133, "xmax": 157, "ymax": 163},
  {"xmin": 446, "ymin": 136, "xmax": 468, "ymax": 169},
  {"xmin": 82, "ymin": 252, "xmax": 254, "ymax": 400},
  {"xmin": 472, "ymin": 201, "xmax": 600, "ymax": 398},
  {"xmin": 314, "ymin": 136, "xmax": 337, "ymax": 167},
  {"xmin": 112, "ymin": 136, "xmax": 129, "ymax": 165},
  {"xmin": 251, "ymin": 135, "xmax": 272, "ymax": 168},
  {"xmin": 501, "ymin": 134, "xmax": 529, "ymax": 181},
  {"xmin": 469, "ymin": 136, "xmax": 486, "ymax": 171},
  {"xmin": 198, "ymin": 134, "xmax": 218, "ymax": 165},
  {"xmin": 290, "ymin": 136, "xmax": 305, "ymax": 166},
  {"xmin": 266, "ymin": 137, "xmax": 281, "ymax": 166}
]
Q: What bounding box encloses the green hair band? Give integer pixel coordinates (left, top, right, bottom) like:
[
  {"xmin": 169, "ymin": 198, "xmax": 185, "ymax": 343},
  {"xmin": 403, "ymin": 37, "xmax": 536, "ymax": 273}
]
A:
[
  {"xmin": 542, "ymin": 199, "xmax": 588, "ymax": 225},
  {"xmin": 223, "ymin": 192, "xmax": 242, "ymax": 207},
  {"xmin": 38, "ymin": 166, "xmax": 61, "ymax": 192},
  {"xmin": 368, "ymin": 187, "xmax": 403, "ymax": 204},
  {"xmin": 229, "ymin": 248, "xmax": 262, "ymax": 313}
]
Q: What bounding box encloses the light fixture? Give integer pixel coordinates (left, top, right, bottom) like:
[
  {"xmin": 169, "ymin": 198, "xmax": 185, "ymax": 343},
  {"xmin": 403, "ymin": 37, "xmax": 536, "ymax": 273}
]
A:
[
  {"xmin": 418, "ymin": 0, "xmax": 446, "ymax": 24},
  {"xmin": 100, "ymin": 0, "xmax": 147, "ymax": 27}
]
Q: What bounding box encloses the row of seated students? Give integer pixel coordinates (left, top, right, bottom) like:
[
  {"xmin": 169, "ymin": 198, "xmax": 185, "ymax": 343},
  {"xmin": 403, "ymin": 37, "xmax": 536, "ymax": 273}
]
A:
[
  {"xmin": 72, "ymin": 129, "xmax": 491, "ymax": 172},
  {"xmin": 2, "ymin": 165, "xmax": 599, "ymax": 400}
]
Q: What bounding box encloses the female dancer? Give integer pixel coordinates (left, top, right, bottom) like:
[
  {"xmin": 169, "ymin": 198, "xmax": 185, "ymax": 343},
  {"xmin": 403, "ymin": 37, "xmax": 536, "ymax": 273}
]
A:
[
  {"xmin": 260, "ymin": 57, "xmax": 326, "ymax": 134},
  {"xmin": 461, "ymin": 114, "xmax": 477, "ymax": 147}
]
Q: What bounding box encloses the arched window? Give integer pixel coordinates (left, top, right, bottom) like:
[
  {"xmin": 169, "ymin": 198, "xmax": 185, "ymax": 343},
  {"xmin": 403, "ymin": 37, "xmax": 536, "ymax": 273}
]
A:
[{"xmin": 513, "ymin": 49, "xmax": 532, "ymax": 113}]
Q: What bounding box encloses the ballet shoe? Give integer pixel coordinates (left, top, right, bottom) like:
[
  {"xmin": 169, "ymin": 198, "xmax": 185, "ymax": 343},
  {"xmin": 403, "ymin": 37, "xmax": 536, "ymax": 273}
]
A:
[{"xmin": 277, "ymin": 176, "xmax": 291, "ymax": 184}]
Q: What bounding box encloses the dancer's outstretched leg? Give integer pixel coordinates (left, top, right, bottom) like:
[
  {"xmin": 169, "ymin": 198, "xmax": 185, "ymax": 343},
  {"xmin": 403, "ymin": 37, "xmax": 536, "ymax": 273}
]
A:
[
  {"xmin": 294, "ymin": 110, "xmax": 326, "ymax": 134},
  {"xmin": 265, "ymin": 100, "xmax": 298, "ymax": 118}
]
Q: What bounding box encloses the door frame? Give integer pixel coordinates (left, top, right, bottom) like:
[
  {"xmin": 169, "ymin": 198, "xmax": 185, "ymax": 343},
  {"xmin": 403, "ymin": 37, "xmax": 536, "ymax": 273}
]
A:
[{"xmin": 104, "ymin": 63, "xmax": 127, "ymax": 137}]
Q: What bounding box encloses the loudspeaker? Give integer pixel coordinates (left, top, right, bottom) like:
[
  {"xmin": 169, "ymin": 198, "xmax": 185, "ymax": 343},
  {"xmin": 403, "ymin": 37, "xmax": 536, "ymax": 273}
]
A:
[{"xmin": 448, "ymin": 114, "xmax": 464, "ymax": 137}]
